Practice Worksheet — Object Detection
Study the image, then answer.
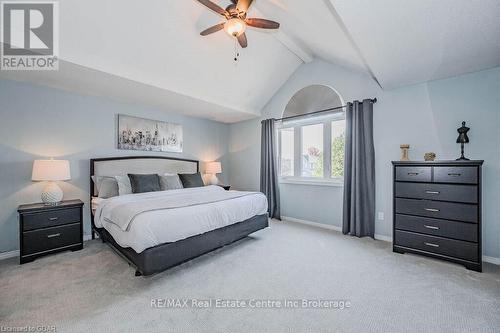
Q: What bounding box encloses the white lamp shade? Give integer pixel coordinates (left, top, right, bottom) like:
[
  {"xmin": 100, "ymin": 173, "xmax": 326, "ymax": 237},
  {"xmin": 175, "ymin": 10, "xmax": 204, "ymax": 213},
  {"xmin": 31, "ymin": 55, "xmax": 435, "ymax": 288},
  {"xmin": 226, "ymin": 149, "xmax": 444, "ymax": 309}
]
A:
[
  {"xmin": 205, "ymin": 161, "xmax": 222, "ymax": 174},
  {"xmin": 32, "ymin": 160, "xmax": 71, "ymax": 181}
]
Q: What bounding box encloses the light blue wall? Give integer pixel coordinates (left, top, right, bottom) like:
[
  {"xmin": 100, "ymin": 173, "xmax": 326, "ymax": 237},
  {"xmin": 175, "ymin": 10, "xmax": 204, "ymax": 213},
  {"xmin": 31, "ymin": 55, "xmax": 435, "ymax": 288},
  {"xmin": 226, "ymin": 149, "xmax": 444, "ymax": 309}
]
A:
[
  {"xmin": 0, "ymin": 79, "xmax": 230, "ymax": 253},
  {"xmin": 229, "ymin": 59, "xmax": 500, "ymax": 259}
]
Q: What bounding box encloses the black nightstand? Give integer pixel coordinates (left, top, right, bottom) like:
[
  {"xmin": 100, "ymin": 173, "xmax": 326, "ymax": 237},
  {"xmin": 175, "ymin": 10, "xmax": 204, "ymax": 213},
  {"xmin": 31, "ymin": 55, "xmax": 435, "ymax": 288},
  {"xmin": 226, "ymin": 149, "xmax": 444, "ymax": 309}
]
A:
[
  {"xmin": 217, "ymin": 184, "xmax": 231, "ymax": 191},
  {"xmin": 18, "ymin": 199, "xmax": 84, "ymax": 264}
]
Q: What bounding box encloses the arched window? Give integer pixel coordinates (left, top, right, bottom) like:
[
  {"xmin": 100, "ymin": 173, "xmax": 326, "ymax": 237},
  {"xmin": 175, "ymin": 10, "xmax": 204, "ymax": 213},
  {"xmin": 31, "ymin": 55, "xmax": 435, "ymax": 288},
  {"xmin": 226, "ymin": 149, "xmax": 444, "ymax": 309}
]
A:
[{"xmin": 278, "ymin": 85, "xmax": 345, "ymax": 184}]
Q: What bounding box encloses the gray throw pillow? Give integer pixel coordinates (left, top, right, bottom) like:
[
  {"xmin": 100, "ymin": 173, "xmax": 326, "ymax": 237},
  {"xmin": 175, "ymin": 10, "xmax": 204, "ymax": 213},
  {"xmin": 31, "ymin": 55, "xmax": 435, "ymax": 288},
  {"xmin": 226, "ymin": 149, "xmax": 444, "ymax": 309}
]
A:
[
  {"xmin": 159, "ymin": 174, "xmax": 183, "ymax": 190},
  {"xmin": 178, "ymin": 173, "xmax": 204, "ymax": 188},
  {"xmin": 128, "ymin": 174, "xmax": 161, "ymax": 193}
]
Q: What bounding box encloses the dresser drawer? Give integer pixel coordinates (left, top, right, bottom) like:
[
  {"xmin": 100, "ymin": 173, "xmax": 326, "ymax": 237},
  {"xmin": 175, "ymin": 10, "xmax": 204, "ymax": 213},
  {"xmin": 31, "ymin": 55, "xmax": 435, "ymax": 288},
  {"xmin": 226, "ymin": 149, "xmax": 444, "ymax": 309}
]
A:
[
  {"xmin": 395, "ymin": 166, "xmax": 432, "ymax": 182},
  {"xmin": 395, "ymin": 230, "xmax": 478, "ymax": 262},
  {"xmin": 22, "ymin": 223, "xmax": 81, "ymax": 255},
  {"xmin": 23, "ymin": 208, "xmax": 81, "ymax": 231},
  {"xmin": 395, "ymin": 198, "xmax": 478, "ymax": 223},
  {"xmin": 433, "ymin": 166, "xmax": 478, "ymax": 184},
  {"xmin": 395, "ymin": 182, "xmax": 478, "ymax": 203},
  {"xmin": 395, "ymin": 214, "xmax": 478, "ymax": 242}
]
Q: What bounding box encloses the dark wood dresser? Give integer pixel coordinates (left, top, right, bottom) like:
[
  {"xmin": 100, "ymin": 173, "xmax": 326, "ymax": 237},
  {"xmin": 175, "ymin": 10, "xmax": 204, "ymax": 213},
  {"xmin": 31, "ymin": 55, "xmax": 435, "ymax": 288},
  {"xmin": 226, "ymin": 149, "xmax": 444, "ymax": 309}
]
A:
[
  {"xmin": 18, "ymin": 199, "xmax": 84, "ymax": 264},
  {"xmin": 392, "ymin": 160, "xmax": 483, "ymax": 271}
]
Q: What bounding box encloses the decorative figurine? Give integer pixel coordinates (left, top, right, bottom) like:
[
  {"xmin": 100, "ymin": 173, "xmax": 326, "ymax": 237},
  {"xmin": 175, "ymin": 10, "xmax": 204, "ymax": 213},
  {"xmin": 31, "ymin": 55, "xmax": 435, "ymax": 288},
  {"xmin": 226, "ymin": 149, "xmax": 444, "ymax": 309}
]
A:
[
  {"xmin": 424, "ymin": 152, "xmax": 436, "ymax": 161},
  {"xmin": 456, "ymin": 121, "xmax": 470, "ymax": 161},
  {"xmin": 400, "ymin": 144, "xmax": 410, "ymax": 161}
]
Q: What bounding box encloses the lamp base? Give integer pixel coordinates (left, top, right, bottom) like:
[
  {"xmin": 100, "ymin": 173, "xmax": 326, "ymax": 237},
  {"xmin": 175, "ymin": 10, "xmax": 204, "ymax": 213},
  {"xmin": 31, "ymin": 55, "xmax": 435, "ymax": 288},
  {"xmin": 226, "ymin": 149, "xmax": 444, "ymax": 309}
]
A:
[
  {"xmin": 209, "ymin": 174, "xmax": 219, "ymax": 185},
  {"xmin": 41, "ymin": 181, "xmax": 63, "ymax": 205},
  {"xmin": 456, "ymin": 157, "xmax": 470, "ymax": 161}
]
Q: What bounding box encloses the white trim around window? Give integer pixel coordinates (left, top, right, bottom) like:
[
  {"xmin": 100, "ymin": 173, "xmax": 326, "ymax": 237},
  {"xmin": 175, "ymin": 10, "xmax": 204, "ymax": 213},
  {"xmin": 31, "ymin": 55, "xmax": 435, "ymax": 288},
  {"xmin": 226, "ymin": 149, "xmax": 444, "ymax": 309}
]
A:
[{"xmin": 279, "ymin": 177, "xmax": 344, "ymax": 187}]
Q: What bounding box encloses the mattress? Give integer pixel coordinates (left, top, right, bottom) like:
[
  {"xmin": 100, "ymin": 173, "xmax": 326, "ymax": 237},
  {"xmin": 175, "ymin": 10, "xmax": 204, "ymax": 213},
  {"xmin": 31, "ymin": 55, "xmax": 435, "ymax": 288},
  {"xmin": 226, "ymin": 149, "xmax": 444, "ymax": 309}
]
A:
[{"xmin": 93, "ymin": 186, "xmax": 268, "ymax": 253}]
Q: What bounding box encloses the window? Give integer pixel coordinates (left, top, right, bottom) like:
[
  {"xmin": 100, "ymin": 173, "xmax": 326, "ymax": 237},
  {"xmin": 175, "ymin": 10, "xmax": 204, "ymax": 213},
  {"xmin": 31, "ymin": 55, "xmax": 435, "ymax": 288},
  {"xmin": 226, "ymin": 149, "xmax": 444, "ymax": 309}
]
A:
[
  {"xmin": 331, "ymin": 119, "xmax": 346, "ymax": 178},
  {"xmin": 278, "ymin": 114, "xmax": 345, "ymax": 183},
  {"xmin": 279, "ymin": 127, "xmax": 294, "ymax": 177},
  {"xmin": 278, "ymin": 84, "xmax": 345, "ymax": 185},
  {"xmin": 301, "ymin": 124, "xmax": 323, "ymax": 177}
]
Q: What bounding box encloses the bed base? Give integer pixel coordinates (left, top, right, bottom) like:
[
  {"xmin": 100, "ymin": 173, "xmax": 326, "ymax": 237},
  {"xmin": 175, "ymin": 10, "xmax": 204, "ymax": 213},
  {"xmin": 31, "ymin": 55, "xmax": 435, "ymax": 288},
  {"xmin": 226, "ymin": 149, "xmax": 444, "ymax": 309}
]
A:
[{"xmin": 94, "ymin": 214, "xmax": 268, "ymax": 276}]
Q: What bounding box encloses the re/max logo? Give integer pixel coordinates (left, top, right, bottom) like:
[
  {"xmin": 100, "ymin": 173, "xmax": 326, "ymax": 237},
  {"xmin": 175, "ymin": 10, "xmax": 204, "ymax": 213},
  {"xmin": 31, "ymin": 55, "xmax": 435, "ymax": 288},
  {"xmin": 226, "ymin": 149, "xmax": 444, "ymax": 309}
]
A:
[{"xmin": 151, "ymin": 298, "xmax": 190, "ymax": 308}]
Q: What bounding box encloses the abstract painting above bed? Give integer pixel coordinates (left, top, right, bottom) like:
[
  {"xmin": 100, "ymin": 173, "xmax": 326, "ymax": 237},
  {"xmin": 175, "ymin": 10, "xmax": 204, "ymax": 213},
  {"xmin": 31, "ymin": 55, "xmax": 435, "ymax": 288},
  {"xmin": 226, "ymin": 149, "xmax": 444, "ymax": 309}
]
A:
[{"xmin": 117, "ymin": 114, "xmax": 183, "ymax": 152}]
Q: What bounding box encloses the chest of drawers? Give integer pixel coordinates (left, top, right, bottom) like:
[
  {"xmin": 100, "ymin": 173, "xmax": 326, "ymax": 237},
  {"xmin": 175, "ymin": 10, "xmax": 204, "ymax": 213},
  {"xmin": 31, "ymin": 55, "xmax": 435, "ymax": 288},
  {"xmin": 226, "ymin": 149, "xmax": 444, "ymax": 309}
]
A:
[{"xmin": 392, "ymin": 161, "xmax": 483, "ymax": 272}]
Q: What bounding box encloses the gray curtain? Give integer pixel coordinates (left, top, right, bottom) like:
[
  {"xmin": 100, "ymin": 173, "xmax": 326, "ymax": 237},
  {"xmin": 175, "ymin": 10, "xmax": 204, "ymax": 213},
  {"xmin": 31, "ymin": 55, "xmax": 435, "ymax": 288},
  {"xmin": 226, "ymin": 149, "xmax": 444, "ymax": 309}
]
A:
[
  {"xmin": 342, "ymin": 99, "xmax": 375, "ymax": 237},
  {"xmin": 260, "ymin": 119, "xmax": 281, "ymax": 220}
]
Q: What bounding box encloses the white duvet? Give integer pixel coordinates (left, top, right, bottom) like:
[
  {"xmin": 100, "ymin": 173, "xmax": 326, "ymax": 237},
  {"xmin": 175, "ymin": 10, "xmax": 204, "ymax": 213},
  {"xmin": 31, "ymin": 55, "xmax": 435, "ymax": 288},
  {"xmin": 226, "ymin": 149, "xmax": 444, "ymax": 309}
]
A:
[{"xmin": 94, "ymin": 186, "xmax": 268, "ymax": 253}]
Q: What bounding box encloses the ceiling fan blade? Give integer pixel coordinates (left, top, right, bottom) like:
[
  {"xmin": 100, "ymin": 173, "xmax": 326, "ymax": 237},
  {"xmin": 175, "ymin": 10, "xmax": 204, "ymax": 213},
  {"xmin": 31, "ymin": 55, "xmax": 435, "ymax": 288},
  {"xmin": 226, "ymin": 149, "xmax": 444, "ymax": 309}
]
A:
[
  {"xmin": 200, "ymin": 23, "xmax": 225, "ymax": 36},
  {"xmin": 236, "ymin": 0, "xmax": 254, "ymax": 13},
  {"xmin": 245, "ymin": 18, "xmax": 280, "ymax": 29},
  {"xmin": 196, "ymin": 0, "xmax": 228, "ymax": 17},
  {"xmin": 237, "ymin": 33, "xmax": 248, "ymax": 48}
]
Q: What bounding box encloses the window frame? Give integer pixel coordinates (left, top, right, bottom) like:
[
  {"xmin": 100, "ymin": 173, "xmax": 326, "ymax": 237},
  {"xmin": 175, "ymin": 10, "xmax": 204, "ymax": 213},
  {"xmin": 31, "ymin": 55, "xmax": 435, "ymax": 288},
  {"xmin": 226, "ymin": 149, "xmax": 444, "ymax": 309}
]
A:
[{"xmin": 277, "ymin": 112, "xmax": 346, "ymax": 187}]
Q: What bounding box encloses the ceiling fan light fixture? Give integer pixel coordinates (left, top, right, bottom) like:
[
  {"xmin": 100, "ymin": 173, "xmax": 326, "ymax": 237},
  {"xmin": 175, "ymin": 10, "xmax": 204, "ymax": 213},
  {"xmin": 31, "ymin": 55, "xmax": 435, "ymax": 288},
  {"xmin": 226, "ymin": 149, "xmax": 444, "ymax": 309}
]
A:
[{"xmin": 224, "ymin": 18, "xmax": 246, "ymax": 37}]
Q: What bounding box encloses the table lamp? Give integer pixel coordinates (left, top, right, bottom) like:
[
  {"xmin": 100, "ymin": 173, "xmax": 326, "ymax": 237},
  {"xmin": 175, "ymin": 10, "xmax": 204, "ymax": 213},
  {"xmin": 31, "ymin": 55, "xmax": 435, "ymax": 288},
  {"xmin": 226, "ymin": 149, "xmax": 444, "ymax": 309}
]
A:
[
  {"xmin": 205, "ymin": 161, "xmax": 222, "ymax": 185},
  {"xmin": 32, "ymin": 159, "xmax": 71, "ymax": 205}
]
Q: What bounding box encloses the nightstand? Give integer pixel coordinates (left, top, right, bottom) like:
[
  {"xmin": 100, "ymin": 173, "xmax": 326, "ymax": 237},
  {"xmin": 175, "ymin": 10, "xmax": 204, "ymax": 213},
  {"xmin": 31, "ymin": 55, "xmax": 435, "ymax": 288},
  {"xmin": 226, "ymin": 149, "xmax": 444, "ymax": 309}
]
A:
[
  {"xmin": 18, "ymin": 199, "xmax": 84, "ymax": 264},
  {"xmin": 217, "ymin": 184, "xmax": 231, "ymax": 191}
]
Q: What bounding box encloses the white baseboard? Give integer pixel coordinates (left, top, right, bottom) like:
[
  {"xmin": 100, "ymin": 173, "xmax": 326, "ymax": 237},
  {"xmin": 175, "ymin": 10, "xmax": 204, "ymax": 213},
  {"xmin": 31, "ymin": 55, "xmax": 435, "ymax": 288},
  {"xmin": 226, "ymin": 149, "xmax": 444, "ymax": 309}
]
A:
[
  {"xmin": 0, "ymin": 250, "xmax": 20, "ymax": 261},
  {"xmin": 282, "ymin": 216, "xmax": 342, "ymax": 232},
  {"xmin": 282, "ymin": 216, "xmax": 391, "ymax": 242},
  {"xmin": 483, "ymin": 256, "xmax": 500, "ymax": 265},
  {"xmin": 282, "ymin": 216, "xmax": 500, "ymax": 266}
]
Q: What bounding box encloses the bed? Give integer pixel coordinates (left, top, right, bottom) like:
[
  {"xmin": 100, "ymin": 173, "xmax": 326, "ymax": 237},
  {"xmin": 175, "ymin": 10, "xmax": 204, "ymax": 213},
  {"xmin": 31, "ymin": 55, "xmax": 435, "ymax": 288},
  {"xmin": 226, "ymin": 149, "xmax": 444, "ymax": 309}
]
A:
[{"xmin": 90, "ymin": 156, "xmax": 269, "ymax": 276}]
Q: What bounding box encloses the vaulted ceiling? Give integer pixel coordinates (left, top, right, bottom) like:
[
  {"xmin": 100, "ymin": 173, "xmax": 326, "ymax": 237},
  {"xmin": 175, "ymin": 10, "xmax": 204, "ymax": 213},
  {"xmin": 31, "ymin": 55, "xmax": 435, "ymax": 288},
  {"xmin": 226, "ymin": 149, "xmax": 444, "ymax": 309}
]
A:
[{"xmin": 2, "ymin": 0, "xmax": 499, "ymax": 122}]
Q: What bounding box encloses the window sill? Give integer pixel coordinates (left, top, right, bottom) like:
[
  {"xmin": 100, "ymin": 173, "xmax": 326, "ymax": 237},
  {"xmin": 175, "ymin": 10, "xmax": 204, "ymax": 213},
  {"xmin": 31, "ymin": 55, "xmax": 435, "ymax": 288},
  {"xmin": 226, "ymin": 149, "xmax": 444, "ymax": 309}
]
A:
[{"xmin": 279, "ymin": 178, "xmax": 344, "ymax": 187}]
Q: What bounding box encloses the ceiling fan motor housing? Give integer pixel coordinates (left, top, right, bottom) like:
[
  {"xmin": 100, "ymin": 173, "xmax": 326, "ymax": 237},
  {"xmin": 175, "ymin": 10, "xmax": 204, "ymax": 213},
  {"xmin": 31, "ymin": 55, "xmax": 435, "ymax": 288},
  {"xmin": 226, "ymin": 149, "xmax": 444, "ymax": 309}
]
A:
[{"xmin": 225, "ymin": 4, "xmax": 246, "ymax": 19}]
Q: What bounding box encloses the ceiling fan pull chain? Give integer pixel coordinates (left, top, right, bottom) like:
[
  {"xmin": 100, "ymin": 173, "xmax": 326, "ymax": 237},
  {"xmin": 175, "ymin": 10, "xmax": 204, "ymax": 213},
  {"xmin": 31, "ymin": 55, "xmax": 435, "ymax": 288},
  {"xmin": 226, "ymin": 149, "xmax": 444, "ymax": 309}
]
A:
[{"xmin": 234, "ymin": 39, "xmax": 240, "ymax": 64}]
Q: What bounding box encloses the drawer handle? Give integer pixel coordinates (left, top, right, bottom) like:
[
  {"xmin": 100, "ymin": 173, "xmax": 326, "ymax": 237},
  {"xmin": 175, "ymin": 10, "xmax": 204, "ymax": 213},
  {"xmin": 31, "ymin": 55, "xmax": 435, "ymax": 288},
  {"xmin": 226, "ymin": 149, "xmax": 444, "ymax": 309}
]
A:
[
  {"xmin": 425, "ymin": 208, "xmax": 440, "ymax": 212},
  {"xmin": 424, "ymin": 242, "xmax": 440, "ymax": 248},
  {"xmin": 49, "ymin": 217, "xmax": 59, "ymax": 221},
  {"xmin": 424, "ymin": 225, "xmax": 440, "ymax": 230},
  {"xmin": 447, "ymin": 173, "xmax": 462, "ymax": 177},
  {"xmin": 407, "ymin": 172, "xmax": 419, "ymax": 176},
  {"xmin": 47, "ymin": 233, "xmax": 61, "ymax": 238},
  {"xmin": 425, "ymin": 191, "xmax": 440, "ymax": 194}
]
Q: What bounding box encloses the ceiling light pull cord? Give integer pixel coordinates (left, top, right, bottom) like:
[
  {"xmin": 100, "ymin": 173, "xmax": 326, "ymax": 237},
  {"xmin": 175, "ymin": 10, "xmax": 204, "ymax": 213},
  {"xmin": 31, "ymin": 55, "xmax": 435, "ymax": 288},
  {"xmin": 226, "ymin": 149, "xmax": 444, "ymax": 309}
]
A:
[{"xmin": 234, "ymin": 38, "xmax": 240, "ymax": 64}]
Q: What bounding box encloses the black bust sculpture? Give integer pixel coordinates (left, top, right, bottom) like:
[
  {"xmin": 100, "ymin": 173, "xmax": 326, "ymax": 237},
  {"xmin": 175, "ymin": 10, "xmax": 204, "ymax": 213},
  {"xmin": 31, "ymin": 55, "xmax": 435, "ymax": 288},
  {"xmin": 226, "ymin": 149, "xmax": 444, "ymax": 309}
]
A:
[{"xmin": 456, "ymin": 121, "xmax": 470, "ymax": 160}]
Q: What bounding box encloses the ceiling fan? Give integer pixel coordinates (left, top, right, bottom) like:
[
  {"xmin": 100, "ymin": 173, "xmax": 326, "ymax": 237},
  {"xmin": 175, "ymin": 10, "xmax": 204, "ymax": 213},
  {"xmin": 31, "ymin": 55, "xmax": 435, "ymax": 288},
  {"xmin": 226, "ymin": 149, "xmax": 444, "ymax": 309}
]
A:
[{"xmin": 197, "ymin": 0, "xmax": 280, "ymax": 48}]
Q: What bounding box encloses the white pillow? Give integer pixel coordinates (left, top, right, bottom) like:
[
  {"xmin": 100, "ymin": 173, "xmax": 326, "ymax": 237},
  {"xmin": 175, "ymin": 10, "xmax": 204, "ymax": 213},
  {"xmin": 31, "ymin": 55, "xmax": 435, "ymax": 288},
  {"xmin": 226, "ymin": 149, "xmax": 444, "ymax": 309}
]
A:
[
  {"xmin": 91, "ymin": 176, "xmax": 119, "ymax": 198},
  {"xmin": 114, "ymin": 175, "xmax": 132, "ymax": 196}
]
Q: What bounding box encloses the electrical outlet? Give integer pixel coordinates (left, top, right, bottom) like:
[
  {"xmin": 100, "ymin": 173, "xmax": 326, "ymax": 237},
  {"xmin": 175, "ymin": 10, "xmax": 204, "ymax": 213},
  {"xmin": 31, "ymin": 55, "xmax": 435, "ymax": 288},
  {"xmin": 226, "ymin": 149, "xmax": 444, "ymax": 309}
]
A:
[{"xmin": 377, "ymin": 212, "xmax": 385, "ymax": 220}]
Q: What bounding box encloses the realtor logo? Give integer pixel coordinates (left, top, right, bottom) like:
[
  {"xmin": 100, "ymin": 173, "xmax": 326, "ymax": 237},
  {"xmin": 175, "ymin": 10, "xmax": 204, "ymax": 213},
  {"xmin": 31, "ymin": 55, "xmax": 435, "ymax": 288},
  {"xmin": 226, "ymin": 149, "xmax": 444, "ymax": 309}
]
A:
[{"xmin": 1, "ymin": 1, "xmax": 59, "ymax": 70}]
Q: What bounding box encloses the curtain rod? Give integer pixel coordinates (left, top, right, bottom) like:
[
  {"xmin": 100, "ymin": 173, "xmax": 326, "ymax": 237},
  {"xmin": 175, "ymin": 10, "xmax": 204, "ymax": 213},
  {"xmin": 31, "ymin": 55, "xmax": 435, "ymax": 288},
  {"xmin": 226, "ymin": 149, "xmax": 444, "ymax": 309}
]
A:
[{"xmin": 274, "ymin": 98, "xmax": 377, "ymax": 122}]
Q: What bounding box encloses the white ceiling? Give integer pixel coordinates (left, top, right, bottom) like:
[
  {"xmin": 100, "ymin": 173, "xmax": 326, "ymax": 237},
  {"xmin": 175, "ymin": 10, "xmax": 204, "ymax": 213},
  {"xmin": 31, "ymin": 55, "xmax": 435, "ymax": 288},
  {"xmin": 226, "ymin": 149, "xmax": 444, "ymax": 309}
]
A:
[
  {"xmin": 2, "ymin": 0, "xmax": 499, "ymax": 122},
  {"xmin": 330, "ymin": 0, "xmax": 500, "ymax": 89}
]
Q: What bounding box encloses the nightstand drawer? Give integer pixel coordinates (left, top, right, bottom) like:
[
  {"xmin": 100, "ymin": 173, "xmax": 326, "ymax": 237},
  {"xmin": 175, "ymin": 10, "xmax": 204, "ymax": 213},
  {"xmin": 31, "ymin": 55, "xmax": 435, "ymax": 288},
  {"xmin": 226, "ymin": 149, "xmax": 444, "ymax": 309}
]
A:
[
  {"xmin": 395, "ymin": 214, "xmax": 478, "ymax": 242},
  {"xmin": 395, "ymin": 182, "xmax": 478, "ymax": 203},
  {"xmin": 395, "ymin": 198, "xmax": 478, "ymax": 223},
  {"xmin": 22, "ymin": 223, "xmax": 81, "ymax": 255},
  {"xmin": 395, "ymin": 166, "xmax": 432, "ymax": 182},
  {"xmin": 23, "ymin": 207, "xmax": 81, "ymax": 231},
  {"xmin": 433, "ymin": 166, "xmax": 478, "ymax": 184},
  {"xmin": 395, "ymin": 230, "xmax": 478, "ymax": 262}
]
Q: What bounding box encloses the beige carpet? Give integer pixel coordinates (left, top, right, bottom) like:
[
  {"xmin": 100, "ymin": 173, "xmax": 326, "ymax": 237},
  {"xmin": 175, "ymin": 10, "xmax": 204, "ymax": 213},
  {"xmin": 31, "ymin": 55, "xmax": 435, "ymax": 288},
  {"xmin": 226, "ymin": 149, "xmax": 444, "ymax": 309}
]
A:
[{"xmin": 1, "ymin": 220, "xmax": 499, "ymax": 333}]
